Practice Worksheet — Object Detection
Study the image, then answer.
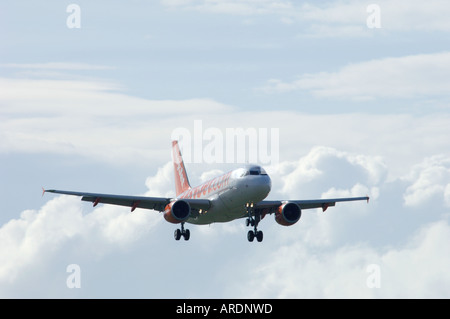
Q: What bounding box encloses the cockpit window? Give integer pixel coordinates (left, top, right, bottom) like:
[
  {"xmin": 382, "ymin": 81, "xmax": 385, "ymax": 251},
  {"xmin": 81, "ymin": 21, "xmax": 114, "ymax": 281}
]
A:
[
  {"xmin": 249, "ymin": 166, "xmax": 267, "ymax": 175},
  {"xmin": 235, "ymin": 166, "xmax": 268, "ymax": 177}
]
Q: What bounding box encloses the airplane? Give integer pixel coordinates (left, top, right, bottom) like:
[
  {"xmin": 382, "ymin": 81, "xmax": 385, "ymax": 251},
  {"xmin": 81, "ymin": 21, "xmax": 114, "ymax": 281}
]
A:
[{"xmin": 44, "ymin": 140, "xmax": 369, "ymax": 242}]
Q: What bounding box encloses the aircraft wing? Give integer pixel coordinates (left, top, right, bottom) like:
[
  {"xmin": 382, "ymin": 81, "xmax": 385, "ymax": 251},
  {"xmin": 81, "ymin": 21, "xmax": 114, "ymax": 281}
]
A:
[
  {"xmin": 254, "ymin": 196, "xmax": 369, "ymax": 213},
  {"xmin": 43, "ymin": 189, "xmax": 211, "ymax": 212}
]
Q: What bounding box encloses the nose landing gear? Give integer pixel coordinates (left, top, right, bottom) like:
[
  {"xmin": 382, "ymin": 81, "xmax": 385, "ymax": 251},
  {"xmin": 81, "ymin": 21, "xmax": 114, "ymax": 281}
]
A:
[{"xmin": 245, "ymin": 203, "xmax": 263, "ymax": 242}]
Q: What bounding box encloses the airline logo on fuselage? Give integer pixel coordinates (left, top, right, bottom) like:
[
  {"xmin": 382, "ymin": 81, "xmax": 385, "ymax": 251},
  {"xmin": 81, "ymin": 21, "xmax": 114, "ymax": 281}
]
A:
[{"xmin": 180, "ymin": 171, "xmax": 232, "ymax": 199}]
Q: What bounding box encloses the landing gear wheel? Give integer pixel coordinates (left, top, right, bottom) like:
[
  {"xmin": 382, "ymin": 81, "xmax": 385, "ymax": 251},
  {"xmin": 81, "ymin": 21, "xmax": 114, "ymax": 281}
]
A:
[
  {"xmin": 174, "ymin": 229, "xmax": 182, "ymax": 241},
  {"xmin": 256, "ymin": 230, "xmax": 263, "ymax": 242},
  {"xmin": 183, "ymin": 229, "xmax": 190, "ymax": 241},
  {"xmin": 174, "ymin": 222, "xmax": 190, "ymax": 241},
  {"xmin": 247, "ymin": 230, "xmax": 255, "ymax": 242}
]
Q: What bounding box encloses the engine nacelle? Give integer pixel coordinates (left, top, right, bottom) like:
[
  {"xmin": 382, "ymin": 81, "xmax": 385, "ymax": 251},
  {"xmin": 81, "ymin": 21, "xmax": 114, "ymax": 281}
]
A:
[
  {"xmin": 164, "ymin": 200, "xmax": 191, "ymax": 224},
  {"xmin": 275, "ymin": 202, "xmax": 301, "ymax": 226}
]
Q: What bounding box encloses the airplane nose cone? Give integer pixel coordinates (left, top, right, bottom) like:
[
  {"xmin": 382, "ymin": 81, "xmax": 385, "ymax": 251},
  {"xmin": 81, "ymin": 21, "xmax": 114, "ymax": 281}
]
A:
[
  {"xmin": 252, "ymin": 174, "xmax": 271, "ymax": 199},
  {"xmin": 264, "ymin": 175, "xmax": 272, "ymax": 195},
  {"xmin": 240, "ymin": 171, "xmax": 272, "ymax": 201}
]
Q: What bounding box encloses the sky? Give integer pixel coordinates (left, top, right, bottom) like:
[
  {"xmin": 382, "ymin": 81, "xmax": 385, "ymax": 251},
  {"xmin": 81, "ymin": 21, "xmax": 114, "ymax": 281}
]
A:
[{"xmin": 1, "ymin": 0, "xmax": 450, "ymax": 298}]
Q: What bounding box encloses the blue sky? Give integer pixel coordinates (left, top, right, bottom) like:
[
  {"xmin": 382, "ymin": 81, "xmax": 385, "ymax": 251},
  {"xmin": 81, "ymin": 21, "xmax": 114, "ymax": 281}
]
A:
[{"xmin": 1, "ymin": 0, "xmax": 450, "ymax": 298}]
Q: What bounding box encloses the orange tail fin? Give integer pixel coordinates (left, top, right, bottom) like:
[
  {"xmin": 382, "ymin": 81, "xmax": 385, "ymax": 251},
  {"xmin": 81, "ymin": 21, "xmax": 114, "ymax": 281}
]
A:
[{"xmin": 172, "ymin": 140, "xmax": 191, "ymax": 196}]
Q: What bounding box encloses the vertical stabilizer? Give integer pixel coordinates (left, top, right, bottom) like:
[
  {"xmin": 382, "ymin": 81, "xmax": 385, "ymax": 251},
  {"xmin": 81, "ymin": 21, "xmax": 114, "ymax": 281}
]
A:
[{"xmin": 172, "ymin": 140, "xmax": 191, "ymax": 196}]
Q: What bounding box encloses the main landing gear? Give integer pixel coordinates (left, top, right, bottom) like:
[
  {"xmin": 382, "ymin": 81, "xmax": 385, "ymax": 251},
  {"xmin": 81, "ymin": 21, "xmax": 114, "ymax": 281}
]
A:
[
  {"xmin": 245, "ymin": 203, "xmax": 263, "ymax": 242},
  {"xmin": 174, "ymin": 222, "xmax": 190, "ymax": 241}
]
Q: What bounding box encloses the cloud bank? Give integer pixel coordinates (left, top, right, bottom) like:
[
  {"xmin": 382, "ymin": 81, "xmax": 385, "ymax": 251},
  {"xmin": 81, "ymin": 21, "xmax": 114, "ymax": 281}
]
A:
[
  {"xmin": 260, "ymin": 52, "xmax": 450, "ymax": 101},
  {"xmin": 1, "ymin": 143, "xmax": 449, "ymax": 298},
  {"xmin": 1, "ymin": 60, "xmax": 449, "ymax": 297}
]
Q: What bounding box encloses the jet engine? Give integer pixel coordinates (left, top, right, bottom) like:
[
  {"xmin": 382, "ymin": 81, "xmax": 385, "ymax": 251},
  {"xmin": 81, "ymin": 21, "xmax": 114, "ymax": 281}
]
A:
[
  {"xmin": 275, "ymin": 202, "xmax": 301, "ymax": 226},
  {"xmin": 164, "ymin": 200, "xmax": 191, "ymax": 224}
]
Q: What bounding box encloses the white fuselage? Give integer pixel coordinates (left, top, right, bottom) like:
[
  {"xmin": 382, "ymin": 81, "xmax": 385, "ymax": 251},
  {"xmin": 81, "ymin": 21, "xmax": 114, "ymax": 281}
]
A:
[{"xmin": 177, "ymin": 165, "xmax": 272, "ymax": 225}]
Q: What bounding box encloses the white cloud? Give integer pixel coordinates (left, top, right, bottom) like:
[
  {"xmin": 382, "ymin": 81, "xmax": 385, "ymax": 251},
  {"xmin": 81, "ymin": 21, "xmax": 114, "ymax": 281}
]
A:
[
  {"xmin": 2, "ymin": 72, "xmax": 450, "ymax": 175},
  {"xmin": 0, "ymin": 75, "xmax": 233, "ymax": 164},
  {"xmin": 268, "ymin": 147, "xmax": 381, "ymax": 248},
  {"xmin": 2, "ymin": 65, "xmax": 449, "ymax": 174},
  {"xmin": 260, "ymin": 52, "xmax": 450, "ymax": 100},
  {"xmin": 277, "ymin": 146, "xmax": 387, "ymax": 200},
  {"xmin": 403, "ymin": 155, "xmax": 450, "ymax": 207},
  {"xmin": 0, "ymin": 195, "xmax": 160, "ymax": 292},
  {"xmin": 379, "ymin": 220, "xmax": 450, "ymax": 297},
  {"xmin": 0, "ymin": 77, "xmax": 232, "ymax": 117},
  {"xmin": 445, "ymin": 184, "xmax": 450, "ymax": 208},
  {"xmin": 162, "ymin": 0, "xmax": 293, "ymax": 16},
  {"xmin": 161, "ymin": 0, "xmax": 450, "ymax": 36},
  {"xmin": 144, "ymin": 161, "xmax": 176, "ymax": 197},
  {"xmin": 0, "ymin": 197, "xmax": 82, "ymax": 284},
  {"xmin": 228, "ymin": 219, "xmax": 450, "ymax": 298}
]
